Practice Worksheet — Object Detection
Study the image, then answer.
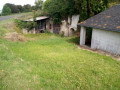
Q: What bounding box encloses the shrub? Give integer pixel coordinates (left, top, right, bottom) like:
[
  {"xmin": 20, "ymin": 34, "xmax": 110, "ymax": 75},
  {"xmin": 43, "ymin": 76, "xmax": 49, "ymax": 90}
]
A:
[
  {"xmin": 15, "ymin": 19, "xmax": 27, "ymax": 29},
  {"xmin": 15, "ymin": 19, "xmax": 37, "ymax": 31},
  {"xmin": 26, "ymin": 22, "xmax": 34, "ymax": 31}
]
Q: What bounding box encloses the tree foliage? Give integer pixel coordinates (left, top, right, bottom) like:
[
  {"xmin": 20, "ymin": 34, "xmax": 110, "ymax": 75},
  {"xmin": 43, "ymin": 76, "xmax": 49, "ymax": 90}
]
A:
[
  {"xmin": 5, "ymin": 3, "xmax": 19, "ymax": 13},
  {"xmin": 17, "ymin": 5, "xmax": 24, "ymax": 12},
  {"xmin": 43, "ymin": 0, "xmax": 77, "ymax": 23},
  {"xmin": 43, "ymin": 0, "xmax": 115, "ymax": 23},
  {"xmin": 23, "ymin": 4, "xmax": 32, "ymax": 12},
  {"xmin": 2, "ymin": 3, "xmax": 34, "ymax": 15},
  {"xmin": 2, "ymin": 4, "xmax": 11, "ymax": 15},
  {"xmin": 74, "ymin": 0, "xmax": 111, "ymax": 20},
  {"xmin": 35, "ymin": 0, "xmax": 43, "ymax": 10}
]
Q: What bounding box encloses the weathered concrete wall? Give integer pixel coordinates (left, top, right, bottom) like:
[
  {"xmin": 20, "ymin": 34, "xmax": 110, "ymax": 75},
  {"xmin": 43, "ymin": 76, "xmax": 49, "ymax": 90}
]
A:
[
  {"xmin": 69, "ymin": 15, "xmax": 80, "ymax": 31},
  {"xmin": 46, "ymin": 19, "xmax": 53, "ymax": 33},
  {"xmin": 46, "ymin": 15, "xmax": 79, "ymax": 36},
  {"xmin": 22, "ymin": 28, "xmax": 36, "ymax": 34},
  {"xmin": 22, "ymin": 29, "xmax": 28, "ymax": 34},
  {"xmin": 80, "ymin": 26, "xmax": 86, "ymax": 45},
  {"xmin": 91, "ymin": 29, "xmax": 120, "ymax": 55},
  {"xmin": 46, "ymin": 19, "xmax": 50, "ymax": 30},
  {"xmin": 60, "ymin": 20, "xmax": 69, "ymax": 36},
  {"xmin": 60, "ymin": 15, "xmax": 80, "ymax": 36}
]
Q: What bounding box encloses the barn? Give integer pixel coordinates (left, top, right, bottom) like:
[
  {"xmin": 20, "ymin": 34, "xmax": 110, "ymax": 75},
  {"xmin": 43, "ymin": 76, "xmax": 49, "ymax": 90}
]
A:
[{"xmin": 78, "ymin": 5, "xmax": 120, "ymax": 55}]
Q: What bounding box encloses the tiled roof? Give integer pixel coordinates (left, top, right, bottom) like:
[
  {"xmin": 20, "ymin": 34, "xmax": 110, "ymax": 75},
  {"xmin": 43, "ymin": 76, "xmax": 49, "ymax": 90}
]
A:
[{"xmin": 78, "ymin": 5, "xmax": 120, "ymax": 32}]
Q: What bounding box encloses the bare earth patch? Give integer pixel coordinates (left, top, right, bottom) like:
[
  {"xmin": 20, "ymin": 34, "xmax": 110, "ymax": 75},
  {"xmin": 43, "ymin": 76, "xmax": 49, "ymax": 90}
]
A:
[
  {"xmin": 78, "ymin": 45, "xmax": 120, "ymax": 61},
  {"xmin": 4, "ymin": 32, "xmax": 26, "ymax": 42}
]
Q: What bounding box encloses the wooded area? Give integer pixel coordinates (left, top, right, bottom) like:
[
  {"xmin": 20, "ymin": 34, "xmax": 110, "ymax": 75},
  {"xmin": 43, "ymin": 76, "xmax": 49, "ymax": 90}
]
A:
[
  {"xmin": 43, "ymin": 0, "xmax": 120, "ymax": 23},
  {"xmin": 2, "ymin": 3, "xmax": 34, "ymax": 15}
]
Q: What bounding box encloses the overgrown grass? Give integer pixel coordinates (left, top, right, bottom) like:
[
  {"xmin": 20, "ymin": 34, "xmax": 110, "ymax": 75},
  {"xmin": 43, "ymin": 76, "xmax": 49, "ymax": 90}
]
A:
[{"xmin": 0, "ymin": 19, "xmax": 120, "ymax": 90}]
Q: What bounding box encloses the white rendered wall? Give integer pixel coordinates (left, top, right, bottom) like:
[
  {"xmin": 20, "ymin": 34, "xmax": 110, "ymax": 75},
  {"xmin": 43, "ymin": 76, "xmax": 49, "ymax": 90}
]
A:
[
  {"xmin": 91, "ymin": 29, "xmax": 120, "ymax": 55},
  {"xmin": 80, "ymin": 26, "xmax": 86, "ymax": 45},
  {"xmin": 70, "ymin": 15, "xmax": 80, "ymax": 31}
]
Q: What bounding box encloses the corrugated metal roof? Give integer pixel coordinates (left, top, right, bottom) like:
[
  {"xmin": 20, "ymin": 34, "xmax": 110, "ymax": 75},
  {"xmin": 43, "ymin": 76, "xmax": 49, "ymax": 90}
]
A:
[
  {"xmin": 24, "ymin": 16, "xmax": 49, "ymax": 21},
  {"xmin": 78, "ymin": 5, "xmax": 120, "ymax": 32}
]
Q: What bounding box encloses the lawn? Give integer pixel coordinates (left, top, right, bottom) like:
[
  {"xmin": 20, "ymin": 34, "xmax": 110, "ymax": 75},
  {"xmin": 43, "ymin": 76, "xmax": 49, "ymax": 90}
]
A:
[{"xmin": 0, "ymin": 19, "xmax": 120, "ymax": 90}]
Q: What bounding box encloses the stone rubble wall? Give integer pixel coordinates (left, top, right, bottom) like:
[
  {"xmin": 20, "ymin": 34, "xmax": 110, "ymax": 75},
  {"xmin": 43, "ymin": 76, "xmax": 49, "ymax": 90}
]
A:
[{"xmin": 60, "ymin": 15, "xmax": 80, "ymax": 36}]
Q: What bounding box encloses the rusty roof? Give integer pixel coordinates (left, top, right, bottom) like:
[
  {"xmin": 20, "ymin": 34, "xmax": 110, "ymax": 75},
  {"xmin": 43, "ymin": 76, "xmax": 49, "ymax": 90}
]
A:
[{"xmin": 78, "ymin": 5, "xmax": 120, "ymax": 32}]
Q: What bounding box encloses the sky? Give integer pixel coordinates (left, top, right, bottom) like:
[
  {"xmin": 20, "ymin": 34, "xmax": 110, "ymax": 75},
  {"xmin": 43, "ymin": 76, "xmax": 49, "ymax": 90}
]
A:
[{"xmin": 0, "ymin": 0, "xmax": 36, "ymax": 10}]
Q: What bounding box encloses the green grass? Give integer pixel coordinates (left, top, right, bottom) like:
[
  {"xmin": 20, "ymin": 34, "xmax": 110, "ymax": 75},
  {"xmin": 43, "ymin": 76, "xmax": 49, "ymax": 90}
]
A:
[{"xmin": 0, "ymin": 19, "xmax": 120, "ymax": 90}]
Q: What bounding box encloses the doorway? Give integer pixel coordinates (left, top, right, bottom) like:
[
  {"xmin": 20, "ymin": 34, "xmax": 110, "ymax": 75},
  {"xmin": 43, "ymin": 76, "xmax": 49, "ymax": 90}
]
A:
[
  {"xmin": 53, "ymin": 24, "xmax": 60, "ymax": 34},
  {"xmin": 85, "ymin": 27, "xmax": 92, "ymax": 47}
]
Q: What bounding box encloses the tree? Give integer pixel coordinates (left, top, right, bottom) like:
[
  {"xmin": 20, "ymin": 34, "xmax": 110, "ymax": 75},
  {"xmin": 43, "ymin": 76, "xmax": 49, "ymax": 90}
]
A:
[
  {"xmin": 74, "ymin": 0, "xmax": 108, "ymax": 20},
  {"xmin": 43, "ymin": 0, "xmax": 111, "ymax": 23},
  {"xmin": 6, "ymin": 3, "xmax": 19, "ymax": 13},
  {"xmin": 2, "ymin": 4, "xmax": 11, "ymax": 15},
  {"xmin": 35, "ymin": 0, "xmax": 43, "ymax": 10},
  {"xmin": 17, "ymin": 5, "xmax": 23, "ymax": 12},
  {"xmin": 43, "ymin": 0, "xmax": 79, "ymax": 23},
  {"xmin": 23, "ymin": 4, "xmax": 32, "ymax": 12}
]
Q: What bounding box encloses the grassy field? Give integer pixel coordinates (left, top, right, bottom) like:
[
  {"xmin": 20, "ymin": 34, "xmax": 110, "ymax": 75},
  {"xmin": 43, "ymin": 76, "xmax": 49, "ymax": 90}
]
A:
[{"xmin": 0, "ymin": 19, "xmax": 120, "ymax": 90}]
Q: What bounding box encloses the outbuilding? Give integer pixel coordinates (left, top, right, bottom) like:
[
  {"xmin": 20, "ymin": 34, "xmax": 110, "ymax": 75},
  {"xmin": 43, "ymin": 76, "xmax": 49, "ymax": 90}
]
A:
[
  {"xmin": 24, "ymin": 16, "xmax": 49, "ymax": 33},
  {"xmin": 24, "ymin": 15, "xmax": 80, "ymax": 36},
  {"xmin": 78, "ymin": 5, "xmax": 120, "ymax": 55}
]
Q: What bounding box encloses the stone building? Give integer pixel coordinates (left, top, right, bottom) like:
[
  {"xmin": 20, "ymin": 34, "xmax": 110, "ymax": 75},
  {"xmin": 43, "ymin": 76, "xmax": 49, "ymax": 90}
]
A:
[
  {"xmin": 24, "ymin": 15, "xmax": 80, "ymax": 36},
  {"xmin": 24, "ymin": 16, "xmax": 49, "ymax": 33}
]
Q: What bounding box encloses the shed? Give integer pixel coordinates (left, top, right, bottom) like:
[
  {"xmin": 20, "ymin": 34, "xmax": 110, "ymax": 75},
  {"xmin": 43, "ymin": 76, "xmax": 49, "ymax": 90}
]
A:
[
  {"xmin": 78, "ymin": 5, "xmax": 120, "ymax": 55},
  {"xmin": 25, "ymin": 16, "xmax": 49, "ymax": 33}
]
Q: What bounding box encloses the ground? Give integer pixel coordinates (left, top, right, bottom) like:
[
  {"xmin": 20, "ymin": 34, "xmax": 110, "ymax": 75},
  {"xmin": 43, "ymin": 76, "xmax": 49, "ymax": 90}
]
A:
[{"xmin": 0, "ymin": 19, "xmax": 120, "ymax": 90}]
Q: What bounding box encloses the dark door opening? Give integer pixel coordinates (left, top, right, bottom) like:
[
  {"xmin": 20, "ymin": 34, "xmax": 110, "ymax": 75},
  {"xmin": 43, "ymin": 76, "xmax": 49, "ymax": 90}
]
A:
[
  {"xmin": 53, "ymin": 24, "xmax": 60, "ymax": 34},
  {"xmin": 36, "ymin": 20, "xmax": 47, "ymax": 33},
  {"xmin": 85, "ymin": 27, "xmax": 92, "ymax": 47}
]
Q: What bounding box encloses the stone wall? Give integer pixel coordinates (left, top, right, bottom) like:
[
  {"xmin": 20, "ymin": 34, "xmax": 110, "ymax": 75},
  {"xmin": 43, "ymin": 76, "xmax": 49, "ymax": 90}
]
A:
[
  {"xmin": 37, "ymin": 15, "xmax": 80, "ymax": 36},
  {"xmin": 60, "ymin": 20, "xmax": 69, "ymax": 36},
  {"xmin": 60, "ymin": 15, "xmax": 80, "ymax": 36},
  {"xmin": 22, "ymin": 28, "xmax": 36, "ymax": 34},
  {"xmin": 46, "ymin": 19, "xmax": 53, "ymax": 33}
]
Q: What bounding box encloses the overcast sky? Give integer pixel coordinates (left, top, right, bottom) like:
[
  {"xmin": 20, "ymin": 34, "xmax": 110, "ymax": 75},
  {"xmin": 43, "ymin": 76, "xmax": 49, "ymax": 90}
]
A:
[{"xmin": 0, "ymin": 0, "xmax": 36, "ymax": 10}]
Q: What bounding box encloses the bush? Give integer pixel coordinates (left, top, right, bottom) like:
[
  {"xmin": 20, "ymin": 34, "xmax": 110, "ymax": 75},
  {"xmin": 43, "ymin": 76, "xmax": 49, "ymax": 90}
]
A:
[
  {"xmin": 15, "ymin": 19, "xmax": 27, "ymax": 29},
  {"xmin": 15, "ymin": 19, "xmax": 37, "ymax": 31},
  {"xmin": 26, "ymin": 22, "xmax": 35, "ymax": 31}
]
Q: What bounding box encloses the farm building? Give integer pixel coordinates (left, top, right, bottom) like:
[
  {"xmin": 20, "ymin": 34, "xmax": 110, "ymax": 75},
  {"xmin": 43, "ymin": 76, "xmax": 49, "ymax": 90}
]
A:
[
  {"xmin": 24, "ymin": 16, "xmax": 60, "ymax": 34},
  {"xmin": 78, "ymin": 5, "xmax": 120, "ymax": 55},
  {"xmin": 24, "ymin": 16, "xmax": 50, "ymax": 33},
  {"xmin": 24, "ymin": 15, "xmax": 80, "ymax": 36}
]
